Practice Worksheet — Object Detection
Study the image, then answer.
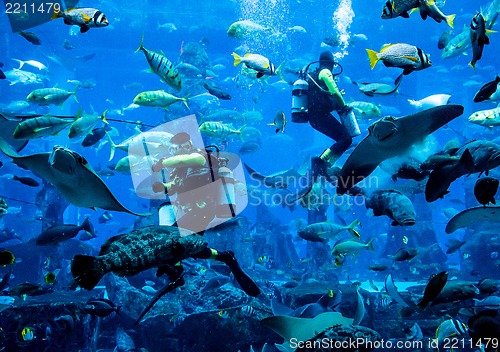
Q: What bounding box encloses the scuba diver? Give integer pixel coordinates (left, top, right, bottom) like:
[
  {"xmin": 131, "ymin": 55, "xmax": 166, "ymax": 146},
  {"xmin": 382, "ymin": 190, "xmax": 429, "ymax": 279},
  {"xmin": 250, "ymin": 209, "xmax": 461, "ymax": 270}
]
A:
[
  {"xmin": 150, "ymin": 132, "xmax": 260, "ymax": 299},
  {"xmin": 293, "ymin": 50, "xmax": 360, "ymax": 184}
]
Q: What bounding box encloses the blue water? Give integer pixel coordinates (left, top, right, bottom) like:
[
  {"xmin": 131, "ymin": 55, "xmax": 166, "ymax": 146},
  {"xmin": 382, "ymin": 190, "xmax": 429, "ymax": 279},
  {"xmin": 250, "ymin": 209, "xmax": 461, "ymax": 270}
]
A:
[{"xmin": 0, "ymin": 0, "xmax": 499, "ymax": 351}]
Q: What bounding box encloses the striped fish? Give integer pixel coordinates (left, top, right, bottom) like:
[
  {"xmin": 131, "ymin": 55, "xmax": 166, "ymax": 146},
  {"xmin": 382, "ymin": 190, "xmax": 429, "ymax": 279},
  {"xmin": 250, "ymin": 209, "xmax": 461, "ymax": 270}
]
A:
[
  {"xmin": 26, "ymin": 86, "xmax": 78, "ymax": 106},
  {"xmin": 68, "ymin": 109, "xmax": 108, "ymax": 139},
  {"xmin": 436, "ymin": 319, "xmax": 467, "ymax": 346},
  {"xmin": 135, "ymin": 35, "xmax": 182, "ymax": 91},
  {"xmin": 13, "ymin": 115, "xmax": 74, "ymax": 140},
  {"xmin": 366, "ymin": 43, "xmax": 432, "ymax": 75},
  {"xmin": 133, "ymin": 90, "xmax": 189, "ymax": 109},
  {"xmin": 241, "ymin": 305, "xmax": 256, "ymax": 317},
  {"xmin": 199, "ymin": 121, "xmax": 246, "ymax": 141}
]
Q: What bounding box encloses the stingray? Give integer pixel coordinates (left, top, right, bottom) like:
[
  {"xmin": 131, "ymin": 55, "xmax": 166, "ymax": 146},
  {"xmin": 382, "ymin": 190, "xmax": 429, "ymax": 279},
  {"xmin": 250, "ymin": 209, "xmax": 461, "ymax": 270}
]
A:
[
  {"xmin": 385, "ymin": 273, "xmax": 411, "ymax": 308},
  {"xmin": 337, "ymin": 105, "xmax": 464, "ymax": 195},
  {"xmin": 261, "ymin": 312, "xmax": 353, "ymax": 346},
  {"xmin": 0, "ymin": 114, "xmax": 28, "ymax": 151},
  {"xmin": 0, "ymin": 138, "xmax": 149, "ymax": 216},
  {"xmin": 446, "ymin": 206, "xmax": 500, "ymax": 234},
  {"xmin": 244, "ymin": 163, "xmax": 304, "ymax": 189}
]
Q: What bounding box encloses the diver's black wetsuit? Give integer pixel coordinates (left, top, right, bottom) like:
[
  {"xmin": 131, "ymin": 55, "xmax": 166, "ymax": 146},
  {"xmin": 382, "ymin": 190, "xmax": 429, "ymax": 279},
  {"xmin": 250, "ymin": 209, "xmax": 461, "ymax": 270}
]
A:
[
  {"xmin": 167, "ymin": 147, "xmax": 218, "ymax": 236},
  {"xmin": 307, "ymin": 68, "xmax": 352, "ymax": 160}
]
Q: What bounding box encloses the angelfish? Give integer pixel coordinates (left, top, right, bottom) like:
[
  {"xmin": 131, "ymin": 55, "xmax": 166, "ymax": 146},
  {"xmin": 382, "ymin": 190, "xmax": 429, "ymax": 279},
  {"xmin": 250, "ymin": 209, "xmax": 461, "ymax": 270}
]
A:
[
  {"xmin": 267, "ymin": 110, "xmax": 286, "ymax": 133},
  {"xmin": 470, "ymin": 13, "xmax": 492, "ymax": 73}
]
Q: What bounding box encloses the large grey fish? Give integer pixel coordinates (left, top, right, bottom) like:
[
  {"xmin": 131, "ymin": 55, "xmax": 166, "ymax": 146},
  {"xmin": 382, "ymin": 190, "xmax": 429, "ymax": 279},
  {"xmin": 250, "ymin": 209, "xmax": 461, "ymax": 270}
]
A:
[
  {"xmin": 455, "ymin": 140, "xmax": 500, "ymax": 176},
  {"xmin": 337, "ymin": 105, "xmax": 464, "ymax": 195},
  {"xmin": 35, "ymin": 217, "xmax": 95, "ymax": 246},
  {"xmin": 425, "ymin": 149, "xmax": 474, "ymax": 202},
  {"xmin": 13, "ymin": 115, "xmax": 74, "ymax": 140},
  {"xmin": 71, "ymin": 225, "xmax": 207, "ymax": 290},
  {"xmin": 0, "ymin": 138, "xmax": 148, "ymax": 216},
  {"xmin": 365, "ymin": 190, "xmax": 416, "ymax": 226}
]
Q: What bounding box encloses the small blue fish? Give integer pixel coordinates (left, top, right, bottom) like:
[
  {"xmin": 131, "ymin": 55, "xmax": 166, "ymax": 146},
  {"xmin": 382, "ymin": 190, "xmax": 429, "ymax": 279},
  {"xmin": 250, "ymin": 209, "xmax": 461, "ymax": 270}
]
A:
[
  {"xmin": 241, "ymin": 305, "xmax": 256, "ymax": 317},
  {"xmin": 218, "ymin": 310, "xmax": 229, "ymax": 319}
]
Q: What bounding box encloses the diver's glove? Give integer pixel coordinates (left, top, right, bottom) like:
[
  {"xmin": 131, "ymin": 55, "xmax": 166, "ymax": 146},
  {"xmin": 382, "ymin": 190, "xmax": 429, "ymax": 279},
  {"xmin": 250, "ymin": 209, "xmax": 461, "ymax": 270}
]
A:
[{"xmin": 152, "ymin": 158, "xmax": 166, "ymax": 172}]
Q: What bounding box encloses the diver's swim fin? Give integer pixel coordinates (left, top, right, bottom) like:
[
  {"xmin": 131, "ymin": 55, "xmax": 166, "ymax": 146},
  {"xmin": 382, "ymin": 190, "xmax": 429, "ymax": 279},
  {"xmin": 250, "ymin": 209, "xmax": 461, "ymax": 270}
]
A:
[
  {"xmin": 218, "ymin": 251, "xmax": 261, "ymax": 297},
  {"xmin": 135, "ymin": 275, "xmax": 185, "ymax": 325}
]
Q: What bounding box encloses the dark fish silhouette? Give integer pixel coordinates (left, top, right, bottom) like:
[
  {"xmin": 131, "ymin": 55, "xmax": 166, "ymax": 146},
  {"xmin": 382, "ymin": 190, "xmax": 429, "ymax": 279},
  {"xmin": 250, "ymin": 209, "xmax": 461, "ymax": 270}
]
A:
[
  {"xmin": 474, "ymin": 177, "xmax": 499, "ymax": 206},
  {"xmin": 474, "ymin": 75, "xmax": 500, "ymax": 102},
  {"xmin": 417, "ymin": 271, "xmax": 448, "ymax": 309},
  {"xmin": 36, "ymin": 217, "xmax": 94, "ymax": 246},
  {"xmin": 71, "ymin": 225, "xmax": 207, "ymax": 290}
]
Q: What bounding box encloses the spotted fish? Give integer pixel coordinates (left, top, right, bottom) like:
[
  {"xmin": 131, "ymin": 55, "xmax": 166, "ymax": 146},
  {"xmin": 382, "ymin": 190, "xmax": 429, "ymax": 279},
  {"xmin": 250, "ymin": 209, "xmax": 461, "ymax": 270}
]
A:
[
  {"xmin": 135, "ymin": 35, "xmax": 182, "ymax": 91},
  {"xmin": 71, "ymin": 225, "xmax": 207, "ymax": 290}
]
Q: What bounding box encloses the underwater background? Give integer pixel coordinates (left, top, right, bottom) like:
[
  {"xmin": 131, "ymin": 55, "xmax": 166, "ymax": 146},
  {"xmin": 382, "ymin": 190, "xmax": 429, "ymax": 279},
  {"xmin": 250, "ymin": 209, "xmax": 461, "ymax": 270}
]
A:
[{"xmin": 0, "ymin": 0, "xmax": 500, "ymax": 351}]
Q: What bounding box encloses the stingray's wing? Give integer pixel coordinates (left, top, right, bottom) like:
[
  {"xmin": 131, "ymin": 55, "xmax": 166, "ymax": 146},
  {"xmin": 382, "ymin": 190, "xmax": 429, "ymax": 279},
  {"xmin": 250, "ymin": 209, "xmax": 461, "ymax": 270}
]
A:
[
  {"xmin": 0, "ymin": 114, "xmax": 28, "ymax": 152},
  {"xmin": 446, "ymin": 206, "xmax": 500, "ymax": 234},
  {"xmin": 337, "ymin": 134, "xmax": 387, "ymax": 195},
  {"xmin": 74, "ymin": 159, "xmax": 150, "ymax": 216},
  {"xmin": 244, "ymin": 163, "xmax": 266, "ymax": 182},
  {"xmin": 260, "ymin": 312, "xmax": 353, "ymax": 343},
  {"xmin": 399, "ymin": 105, "xmax": 464, "ymax": 139},
  {"xmin": 0, "ymin": 137, "xmax": 52, "ymax": 179},
  {"xmin": 337, "ymin": 105, "xmax": 464, "ymax": 195}
]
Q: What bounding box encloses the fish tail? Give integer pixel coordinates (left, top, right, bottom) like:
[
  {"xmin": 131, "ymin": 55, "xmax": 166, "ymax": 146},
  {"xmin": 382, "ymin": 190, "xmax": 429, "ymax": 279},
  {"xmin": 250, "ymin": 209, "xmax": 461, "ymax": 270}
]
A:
[
  {"xmin": 446, "ymin": 14, "xmax": 456, "ymax": 29},
  {"xmin": 232, "ymin": 52, "xmax": 242, "ymax": 66},
  {"xmin": 135, "ymin": 33, "xmax": 145, "ymax": 53},
  {"xmin": 81, "ymin": 217, "xmax": 95, "ymax": 237},
  {"xmin": 366, "ymin": 49, "xmax": 379, "ymax": 69},
  {"xmin": 237, "ymin": 124, "xmax": 246, "ymax": 141},
  {"xmin": 101, "ymin": 109, "xmax": 109, "ymax": 124},
  {"xmin": 468, "ymin": 61, "xmax": 476, "ymax": 74},
  {"xmin": 347, "ymin": 219, "xmax": 361, "ymax": 238},
  {"xmin": 72, "ymin": 85, "xmax": 79, "ymax": 103},
  {"xmin": 106, "ymin": 132, "xmax": 117, "ymax": 161},
  {"xmin": 408, "ymin": 99, "xmax": 421, "ymax": 108},
  {"xmin": 366, "ymin": 238, "xmax": 375, "ymax": 252},
  {"xmin": 71, "ymin": 254, "xmax": 104, "ymax": 290},
  {"xmin": 276, "ymin": 60, "xmax": 286, "ymax": 81},
  {"xmin": 51, "ymin": 10, "xmax": 61, "ymax": 20},
  {"xmin": 182, "ymin": 94, "xmax": 190, "ymax": 109},
  {"xmin": 12, "ymin": 59, "xmax": 24, "ymax": 69}
]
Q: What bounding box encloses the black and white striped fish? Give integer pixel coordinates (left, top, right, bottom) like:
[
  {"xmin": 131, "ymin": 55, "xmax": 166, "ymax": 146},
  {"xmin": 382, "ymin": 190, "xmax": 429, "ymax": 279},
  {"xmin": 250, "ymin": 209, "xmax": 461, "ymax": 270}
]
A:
[
  {"xmin": 135, "ymin": 35, "xmax": 182, "ymax": 91},
  {"xmin": 241, "ymin": 305, "xmax": 256, "ymax": 317},
  {"xmin": 53, "ymin": 8, "xmax": 109, "ymax": 33}
]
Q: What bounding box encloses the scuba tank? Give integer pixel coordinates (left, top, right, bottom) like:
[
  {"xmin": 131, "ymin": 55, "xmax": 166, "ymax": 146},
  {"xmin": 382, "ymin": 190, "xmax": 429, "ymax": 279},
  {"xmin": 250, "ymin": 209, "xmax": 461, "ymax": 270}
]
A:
[
  {"xmin": 205, "ymin": 147, "xmax": 237, "ymax": 218},
  {"xmin": 291, "ymin": 78, "xmax": 309, "ymax": 123},
  {"xmin": 216, "ymin": 164, "xmax": 236, "ymax": 218},
  {"xmin": 291, "ymin": 60, "xmax": 344, "ymax": 124},
  {"xmin": 340, "ymin": 107, "xmax": 361, "ymax": 137}
]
